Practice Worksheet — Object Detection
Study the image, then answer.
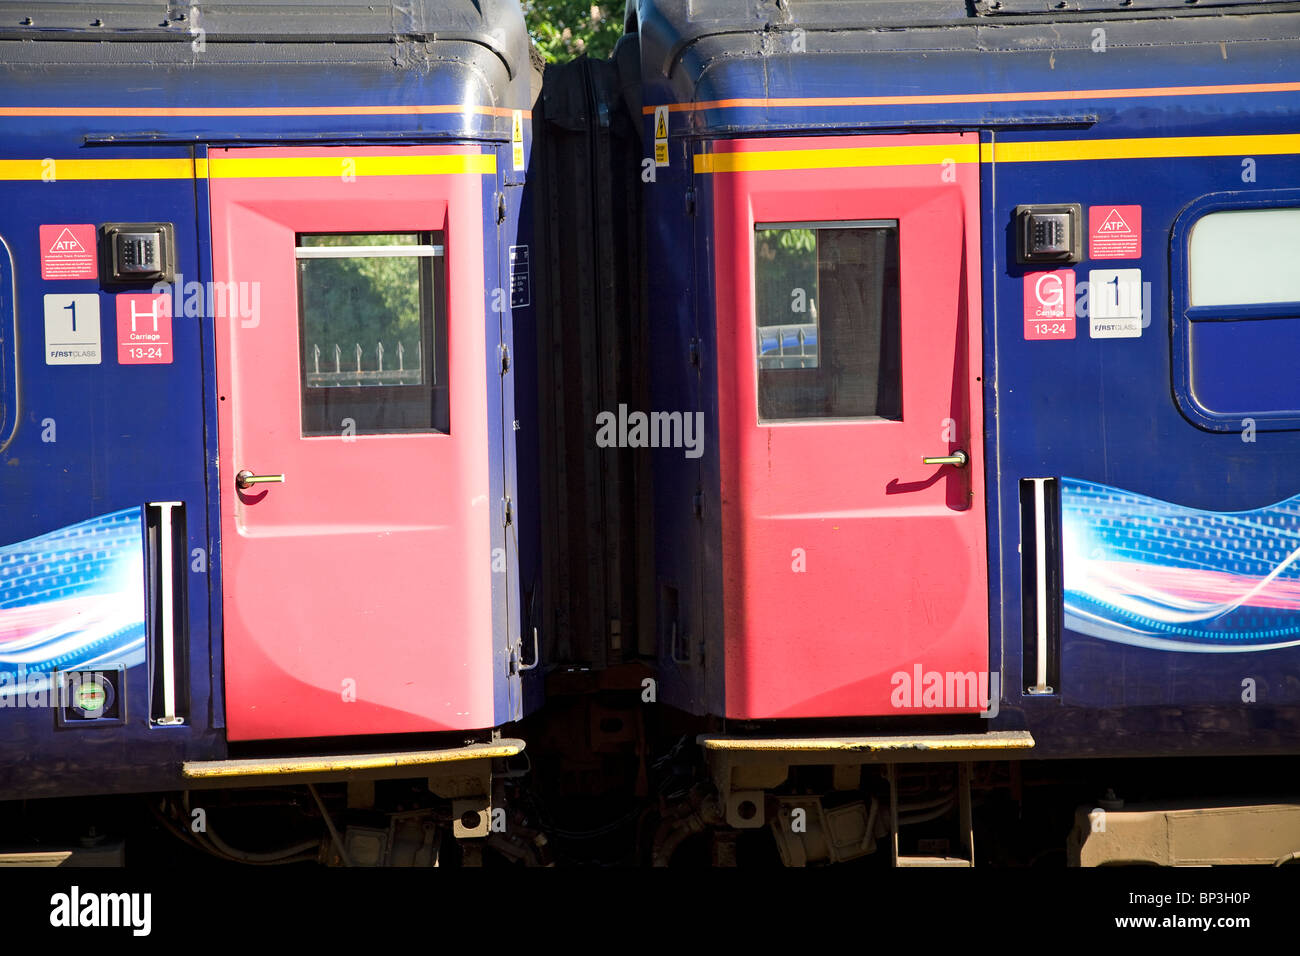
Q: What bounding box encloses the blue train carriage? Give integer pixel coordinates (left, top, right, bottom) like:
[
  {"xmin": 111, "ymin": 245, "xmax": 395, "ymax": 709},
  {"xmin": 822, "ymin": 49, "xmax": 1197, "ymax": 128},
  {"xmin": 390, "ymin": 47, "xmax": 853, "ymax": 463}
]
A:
[
  {"xmin": 633, "ymin": 0, "xmax": 1300, "ymax": 864},
  {"xmin": 0, "ymin": 0, "xmax": 540, "ymax": 856}
]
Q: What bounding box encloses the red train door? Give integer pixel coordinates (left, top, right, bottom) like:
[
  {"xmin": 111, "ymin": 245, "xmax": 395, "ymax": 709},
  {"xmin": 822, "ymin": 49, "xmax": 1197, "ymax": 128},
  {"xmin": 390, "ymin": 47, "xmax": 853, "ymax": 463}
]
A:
[
  {"xmin": 710, "ymin": 133, "xmax": 988, "ymax": 719},
  {"xmin": 209, "ymin": 146, "xmax": 496, "ymax": 740}
]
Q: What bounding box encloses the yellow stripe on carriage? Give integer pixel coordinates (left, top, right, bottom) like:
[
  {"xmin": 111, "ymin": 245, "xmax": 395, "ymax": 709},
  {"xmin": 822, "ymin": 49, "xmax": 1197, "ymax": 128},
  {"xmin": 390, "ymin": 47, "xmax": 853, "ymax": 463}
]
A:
[
  {"xmin": 694, "ymin": 142, "xmax": 979, "ymax": 173},
  {"xmin": 981, "ymin": 133, "xmax": 1300, "ymax": 163},
  {"xmin": 693, "ymin": 133, "xmax": 1300, "ymax": 173},
  {"xmin": 0, "ymin": 157, "xmax": 199, "ymax": 180},
  {"xmin": 0, "ymin": 153, "xmax": 496, "ymax": 181},
  {"xmin": 207, "ymin": 153, "xmax": 496, "ymax": 178}
]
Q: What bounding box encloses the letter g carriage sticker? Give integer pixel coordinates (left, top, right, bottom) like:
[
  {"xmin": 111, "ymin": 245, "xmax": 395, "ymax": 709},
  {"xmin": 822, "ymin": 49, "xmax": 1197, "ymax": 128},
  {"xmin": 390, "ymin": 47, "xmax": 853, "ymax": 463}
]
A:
[{"xmin": 1023, "ymin": 269, "xmax": 1076, "ymax": 340}]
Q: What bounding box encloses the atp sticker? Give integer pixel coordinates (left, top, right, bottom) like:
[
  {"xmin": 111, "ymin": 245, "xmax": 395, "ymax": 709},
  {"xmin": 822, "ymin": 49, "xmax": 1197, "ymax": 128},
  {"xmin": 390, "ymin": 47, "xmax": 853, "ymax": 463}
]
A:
[
  {"xmin": 1089, "ymin": 205, "xmax": 1141, "ymax": 259},
  {"xmin": 40, "ymin": 224, "xmax": 97, "ymax": 280},
  {"xmin": 1024, "ymin": 270, "xmax": 1076, "ymax": 340}
]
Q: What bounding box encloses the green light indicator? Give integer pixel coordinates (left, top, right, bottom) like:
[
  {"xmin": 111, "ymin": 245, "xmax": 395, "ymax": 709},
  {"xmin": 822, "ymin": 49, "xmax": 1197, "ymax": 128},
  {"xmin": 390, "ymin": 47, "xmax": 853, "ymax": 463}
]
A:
[{"xmin": 76, "ymin": 682, "xmax": 106, "ymax": 713}]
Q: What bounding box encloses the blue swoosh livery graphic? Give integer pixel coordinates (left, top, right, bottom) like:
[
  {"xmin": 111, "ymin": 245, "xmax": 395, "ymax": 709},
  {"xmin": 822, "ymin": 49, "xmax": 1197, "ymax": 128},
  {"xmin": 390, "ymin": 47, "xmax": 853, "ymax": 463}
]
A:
[
  {"xmin": 1062, "ymin": 478, "xmax": 1300, "ymax": 653},
  {"xmin": 0, "ymin": 509, "xmax": 146, "ymax": 693}
]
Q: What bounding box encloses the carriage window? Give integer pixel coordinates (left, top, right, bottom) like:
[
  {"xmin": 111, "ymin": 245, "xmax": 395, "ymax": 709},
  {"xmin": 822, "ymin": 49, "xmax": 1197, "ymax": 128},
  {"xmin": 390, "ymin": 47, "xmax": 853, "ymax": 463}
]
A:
[
  {"xmin": 754, "ymin": 221, "xmax": 901, "ymax": 423},
  {"xmin": 296, "ymin": 232, "xmax": 448, "ymax": 436},
  {"xmin": 1174, "ymin": 203, "xmax": 1300, "ymax": 431},
  {"xmin": 1189, "ymin": 208, "xmax": 1300, "ymax": 306}
]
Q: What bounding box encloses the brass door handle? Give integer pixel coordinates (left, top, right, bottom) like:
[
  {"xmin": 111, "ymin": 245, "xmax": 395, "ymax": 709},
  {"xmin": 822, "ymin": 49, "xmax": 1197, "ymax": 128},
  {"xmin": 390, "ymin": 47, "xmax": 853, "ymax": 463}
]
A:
[
  {"xmin": 236, "ymin": 469, "xmax": 285, "ymax": 490},
  {"xmin": 922, "ymin": 450, "xmax": 968, "ymax": 467}
]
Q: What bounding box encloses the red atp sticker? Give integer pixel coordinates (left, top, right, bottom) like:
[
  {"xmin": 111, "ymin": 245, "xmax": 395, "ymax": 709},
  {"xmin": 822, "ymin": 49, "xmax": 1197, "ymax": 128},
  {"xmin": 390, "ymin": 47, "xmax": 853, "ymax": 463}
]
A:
[
  {"xmin": 1089, "ymin": 205, "xmax": 1141, "ymax": 259},
  {"xmin": 39, "ymin": 224, "xmax": 98, "ymax": 280},
  {"xmin": 1024, "ymin": 270, "xmax": 1076, "ymax": 340},
  {"xmin": 116, "ymin": 293, "xmax": 173, "ymax": 365}
]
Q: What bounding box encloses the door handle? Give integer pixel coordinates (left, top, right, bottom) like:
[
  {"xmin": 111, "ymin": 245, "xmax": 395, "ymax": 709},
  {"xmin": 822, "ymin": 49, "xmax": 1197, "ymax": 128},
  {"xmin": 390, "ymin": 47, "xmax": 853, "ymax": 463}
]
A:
[
  {"xmin": 922, "ymin": 450, "xmax": 968, "ymax": 468},
  {"xmin": 236, "ymin": 469, "xmax": 285, "ymax": 490}
]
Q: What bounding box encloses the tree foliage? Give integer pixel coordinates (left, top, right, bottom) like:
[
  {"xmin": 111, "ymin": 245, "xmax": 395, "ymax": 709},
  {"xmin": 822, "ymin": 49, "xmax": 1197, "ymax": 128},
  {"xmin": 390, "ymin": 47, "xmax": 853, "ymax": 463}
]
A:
[
  {"xmin": 298, "ymin": 239, "xmax": 427, "ymax": 383},
  {"xmin": 524, "ymin": 0, "xmax": 625, "ymax": 63},
  {"xmin": 755, "ymin": 229, "xmax": 818, "ymax": 325}
]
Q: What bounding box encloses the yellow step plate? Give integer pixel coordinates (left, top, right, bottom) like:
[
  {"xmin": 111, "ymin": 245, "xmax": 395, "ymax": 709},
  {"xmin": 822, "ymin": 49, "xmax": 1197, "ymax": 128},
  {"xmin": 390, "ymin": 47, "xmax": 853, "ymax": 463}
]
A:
[
  {"xmin": 699, "ymin": 731, "xmax": 1034, "ymax": 762},
  {"xmin": 182, "ymin": 739, "xmax": 525, "ymax": 781},
  {"xmin": 896, "ymin": 855, "xmax": 974, "ymax": 868}
]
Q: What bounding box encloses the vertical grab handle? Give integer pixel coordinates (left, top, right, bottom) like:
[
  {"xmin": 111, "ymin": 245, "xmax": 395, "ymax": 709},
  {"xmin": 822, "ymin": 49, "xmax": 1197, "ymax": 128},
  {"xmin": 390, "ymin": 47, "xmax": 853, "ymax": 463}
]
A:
[
  {"xmin": 0, "ymin": 235, "xmax": 20, "ymax": 457},
  {"xmin": 149, "ymin": 502, "xmax": 187, "ymax": 726},
  {"xmin": 1029, "ymin": 479, "xmax": 1051, "ymax": 694},
  {"xmin": 1021, "ymin": 478, "xmax": 1059, "ymax": 696}
]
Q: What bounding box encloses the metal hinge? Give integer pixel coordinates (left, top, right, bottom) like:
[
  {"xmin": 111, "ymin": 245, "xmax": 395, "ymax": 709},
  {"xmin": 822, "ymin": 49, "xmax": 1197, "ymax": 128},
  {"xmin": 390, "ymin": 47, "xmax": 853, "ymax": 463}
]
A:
[
  {"xmin": 500, "ymin": 343, "xmax": 511, "ymax": 374},
  {"xmin": 685, "ymin": 186, "xmax": 696, "ymax": 216},
  {"xmin": 496, "ymin": 192, "xmax": 507, "ymax": 224},
  {"xmin": 689, "ymin": 338, "xmax": 700, "ymax": 368},
  {"xmin": 671, "ymin": 621, "xmax": 689, "ymax": 663},
  {"xmin": 503, "ymin": 497, "xmax": 513, "ymax": 526}
]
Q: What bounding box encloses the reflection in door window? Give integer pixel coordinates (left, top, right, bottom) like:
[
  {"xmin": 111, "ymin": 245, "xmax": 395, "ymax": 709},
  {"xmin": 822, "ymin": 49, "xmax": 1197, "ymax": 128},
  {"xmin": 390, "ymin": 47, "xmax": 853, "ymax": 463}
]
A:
[
  {"xmin": 296, "ymin": 232, "xmax": 448, "ymax": 436},
  {"xmin": 754, "ymin": 221, "xmax": 901, "ymax": 422}
]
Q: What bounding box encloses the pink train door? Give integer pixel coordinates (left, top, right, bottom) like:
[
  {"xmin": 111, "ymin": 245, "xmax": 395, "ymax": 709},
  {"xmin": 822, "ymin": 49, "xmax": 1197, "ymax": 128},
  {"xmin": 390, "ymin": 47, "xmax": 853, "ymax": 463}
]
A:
[
  {"xmin": 209, "ymin": 146, "xmax": 495, "ymax": 740},
  {"xmin": 711, "ymin": 134, "xmax": 988, "ymax": 719}
]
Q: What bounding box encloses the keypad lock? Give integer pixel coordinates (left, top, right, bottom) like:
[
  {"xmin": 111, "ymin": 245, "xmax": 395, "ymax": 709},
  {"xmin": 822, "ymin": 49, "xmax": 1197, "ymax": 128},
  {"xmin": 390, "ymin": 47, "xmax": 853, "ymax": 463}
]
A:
[{"xmin": 101, "ymin": 222, "xmax": 176, "ymax": 283}]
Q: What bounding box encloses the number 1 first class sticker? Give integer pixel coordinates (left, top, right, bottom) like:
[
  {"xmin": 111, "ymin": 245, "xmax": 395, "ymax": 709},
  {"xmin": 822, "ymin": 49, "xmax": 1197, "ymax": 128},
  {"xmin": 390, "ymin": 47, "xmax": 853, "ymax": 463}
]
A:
[
  {"xmin": 1088, "ymin": 268, "xmax": 1143, "ymax": 338},
  {"xmin": 44, "ymin": 293, "xmax": 101, "ymax": 364}
]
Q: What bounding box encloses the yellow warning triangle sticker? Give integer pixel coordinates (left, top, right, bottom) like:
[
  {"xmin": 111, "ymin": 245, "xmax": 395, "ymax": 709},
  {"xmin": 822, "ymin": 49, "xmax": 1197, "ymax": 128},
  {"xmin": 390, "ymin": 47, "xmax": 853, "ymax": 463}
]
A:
[{"xmin": 655, "ymin": 111, "xmax": 668, "ymax": 140}]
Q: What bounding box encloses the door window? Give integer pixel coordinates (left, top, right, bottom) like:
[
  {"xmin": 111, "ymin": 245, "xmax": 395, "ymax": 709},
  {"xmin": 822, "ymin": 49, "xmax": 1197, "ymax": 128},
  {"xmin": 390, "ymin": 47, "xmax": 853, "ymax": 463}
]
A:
[
  {"xmin": 753, "ymin": 220, "xmax": 901, "ymax": 423},
  {"xmin": 296, "ymin": 232, "xmax": 448, "ymax": 436}
]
